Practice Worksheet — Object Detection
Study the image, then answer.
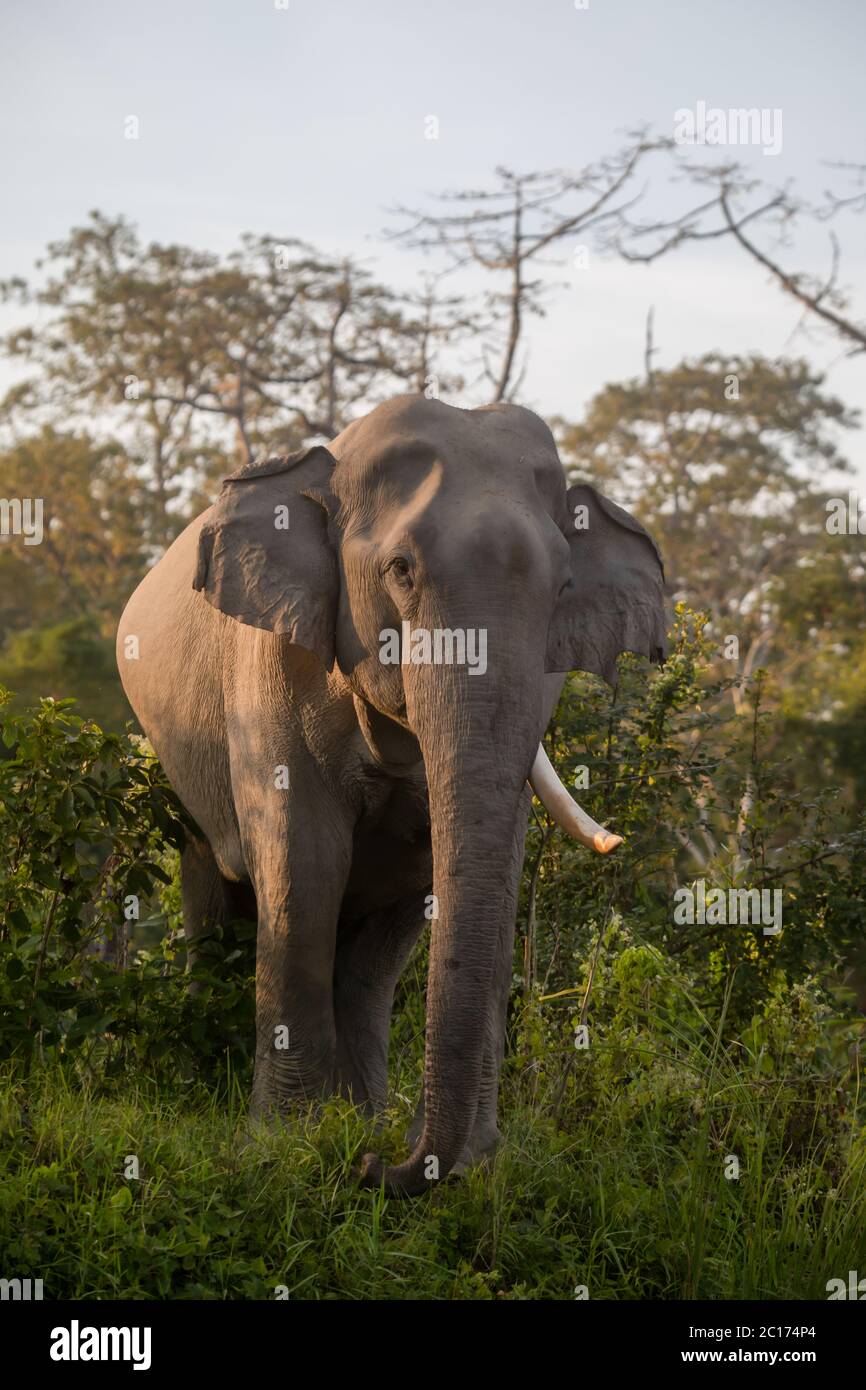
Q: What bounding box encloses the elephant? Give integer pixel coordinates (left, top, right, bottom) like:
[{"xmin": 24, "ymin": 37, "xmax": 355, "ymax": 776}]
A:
[{"xmin": 116, "ymin": 394, "xmax": 666, "ymax": 1195}]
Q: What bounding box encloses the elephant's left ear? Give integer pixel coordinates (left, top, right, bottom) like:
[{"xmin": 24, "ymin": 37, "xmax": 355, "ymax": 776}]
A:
[
  {"xmin": 193, "ymin": 445, "xmax": 339, "ymax": 670},
  {"xmin": 546, "ymin": 482, "xmax": 668, "ymax": 685}
]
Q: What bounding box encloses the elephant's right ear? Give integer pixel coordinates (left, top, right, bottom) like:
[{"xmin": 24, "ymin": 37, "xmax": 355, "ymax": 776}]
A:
[{"xmin": 193, "ymin": 445, "xmax": 339, "ymax": 670}]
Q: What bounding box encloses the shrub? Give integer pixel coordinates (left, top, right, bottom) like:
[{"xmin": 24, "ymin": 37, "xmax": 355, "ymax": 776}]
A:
[{"xmin": 0, "ymin": 688, "xmax": 254, "ymax": 1081}]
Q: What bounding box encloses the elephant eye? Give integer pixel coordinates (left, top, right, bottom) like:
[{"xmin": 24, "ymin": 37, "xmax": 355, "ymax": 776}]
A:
[{"xmin": 382, "ymin": 554, "xmax": 414, "ymax": 587}]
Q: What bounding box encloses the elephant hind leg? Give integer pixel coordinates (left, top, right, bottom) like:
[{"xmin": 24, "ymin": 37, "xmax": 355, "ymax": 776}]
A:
[
  {"xmin": 180, "ymin": 835, "xmax": 255, "ymax": 978},
  {"xmin": 333, "ymin": 891, "xmax": 429, "ymax": 1115}
]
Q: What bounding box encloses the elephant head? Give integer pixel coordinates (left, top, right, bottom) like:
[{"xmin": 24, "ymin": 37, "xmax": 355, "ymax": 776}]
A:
[{"xmin": 192, "ymin": 395, "xmax": 666, "ymax": 1193}]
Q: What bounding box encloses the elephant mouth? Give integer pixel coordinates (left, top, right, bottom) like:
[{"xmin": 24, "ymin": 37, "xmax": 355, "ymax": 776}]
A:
[
  {"xmin": 357, "ymin": 708, "xmax": 620, "ymax": 852},
  {"xmin": 354, "ymin": 693, "xmax": 420, "ymax": 772}
]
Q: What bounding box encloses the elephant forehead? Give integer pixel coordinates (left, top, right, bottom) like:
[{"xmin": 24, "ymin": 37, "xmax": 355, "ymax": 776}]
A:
[
  {"xmin": 328, "ymin": 394, "xmax": 447, "ymax": 467},
  {"xmin": 330, "ymin": 393, "xmax": 460, "ymax": 448},
  {"xmin": 329, "ymin": 394, "xmax": 564, "ymax": 496}
]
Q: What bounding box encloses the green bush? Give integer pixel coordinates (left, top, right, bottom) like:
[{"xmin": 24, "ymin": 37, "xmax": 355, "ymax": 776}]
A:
[
  {"xmin": 0, "ymin": 688, "xmax": 254, "ymax": 1081},
  {"xmin": 525, "ymin": 606, "xmax": 866, "ymax": 1021}
]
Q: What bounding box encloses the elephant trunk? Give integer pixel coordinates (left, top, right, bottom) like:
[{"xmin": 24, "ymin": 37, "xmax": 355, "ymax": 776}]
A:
[{"xmin": 360, "ymin": 671, "xmax": 535, "ymax": 1196}]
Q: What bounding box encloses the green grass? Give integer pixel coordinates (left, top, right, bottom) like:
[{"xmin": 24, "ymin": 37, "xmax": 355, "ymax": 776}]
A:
[{"xmin": 2, "ymin": 1010, "xmax": 864, "ymax": 1300}]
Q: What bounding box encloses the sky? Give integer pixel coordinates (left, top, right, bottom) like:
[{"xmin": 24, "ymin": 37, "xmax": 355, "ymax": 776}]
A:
[{"xmin": 1, "ymin": 0, "xmax": 864, "ymax": 479}]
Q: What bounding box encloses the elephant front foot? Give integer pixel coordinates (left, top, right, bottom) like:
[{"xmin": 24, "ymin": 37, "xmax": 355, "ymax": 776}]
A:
[{"xmin": 250, "ymin": 1043, "xmax": 336, "ymax": 1118}]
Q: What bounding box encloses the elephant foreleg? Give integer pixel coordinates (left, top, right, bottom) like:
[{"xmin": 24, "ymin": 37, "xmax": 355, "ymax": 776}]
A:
[{"xmin": 240, "ymin": 779, "xmax": 354, "ymax": 1116}]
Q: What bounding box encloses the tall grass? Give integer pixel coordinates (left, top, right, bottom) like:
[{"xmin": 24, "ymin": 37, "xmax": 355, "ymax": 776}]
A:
[{"xmin": 2, "ymin": 945, "xmax": 864, "ymax": 1300}]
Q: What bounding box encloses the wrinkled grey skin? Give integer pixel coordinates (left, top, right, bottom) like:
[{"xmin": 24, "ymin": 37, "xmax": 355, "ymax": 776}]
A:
[{"xmin": 117, "ymin": 395, "xmax": 666, "ymax": 1195}]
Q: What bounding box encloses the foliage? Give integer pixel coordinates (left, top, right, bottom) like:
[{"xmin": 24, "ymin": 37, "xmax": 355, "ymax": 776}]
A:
[
  {"xmin": 0, "ymin": 937, "xmax": 862, "ymax": 1299},
  {"xmin": 524, "ymin": 607, "xmax": 866, "ymax": 1020},
  {"xmin": 0, "ymin": 428, "xmax": 155, "ymax": 634},
  {"xmin": 0, "ymin": 427, "xmax": 159, "ymax": 729},
  {"xmin": 0, "ymin": 689, "xmax": 254, "ymax": 1078},
  {"xmin": 0, "ymin": 619, "xmax": 127, "ymax": 732}
]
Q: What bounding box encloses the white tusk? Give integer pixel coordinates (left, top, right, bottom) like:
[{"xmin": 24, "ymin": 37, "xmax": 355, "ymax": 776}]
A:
[{"xmin": 528, "ymin": 744, "xmax": 623, "ymax": 854}]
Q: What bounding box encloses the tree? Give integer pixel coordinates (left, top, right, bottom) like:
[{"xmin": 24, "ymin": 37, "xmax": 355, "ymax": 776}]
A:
[
  {"xmin": 387, "ymin": 135, "xmax": 670, "ymax": 401},
  {"xmin": 556, "ymin": 353, "xmax": 862, "ymax": 858},
  {"xmin": 557, "ymin": 353, "xmax": 857, "ymax": 684},
  {"xmin": 614, "ymin": 158, "xmax": 866, "ymax": 357},
  {"xmin": 0, "ymin": 428, "xmax": 150, "ymax": 640},
  {"xmin": 0, "ymin": 429, "xmax": 151, "ymax": 727},
  {"xmin": 1, "ymin": 215, "xmax": 464, "ymax": 538}
]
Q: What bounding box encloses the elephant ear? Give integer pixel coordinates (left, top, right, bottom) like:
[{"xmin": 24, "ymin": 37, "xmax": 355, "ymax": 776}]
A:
[
  {"xmin": 546, "ymin": 482, "xmax": 668, "ymax": 685},
  {"xmin": 193, "ymin": 445, "xmax": 338, "ymax": 670}
]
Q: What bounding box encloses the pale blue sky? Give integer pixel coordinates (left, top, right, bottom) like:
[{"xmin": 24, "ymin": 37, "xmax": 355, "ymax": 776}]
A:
[{"xmin": 1, "ymin": 0, "xmax": 864, "ymax": 475}]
